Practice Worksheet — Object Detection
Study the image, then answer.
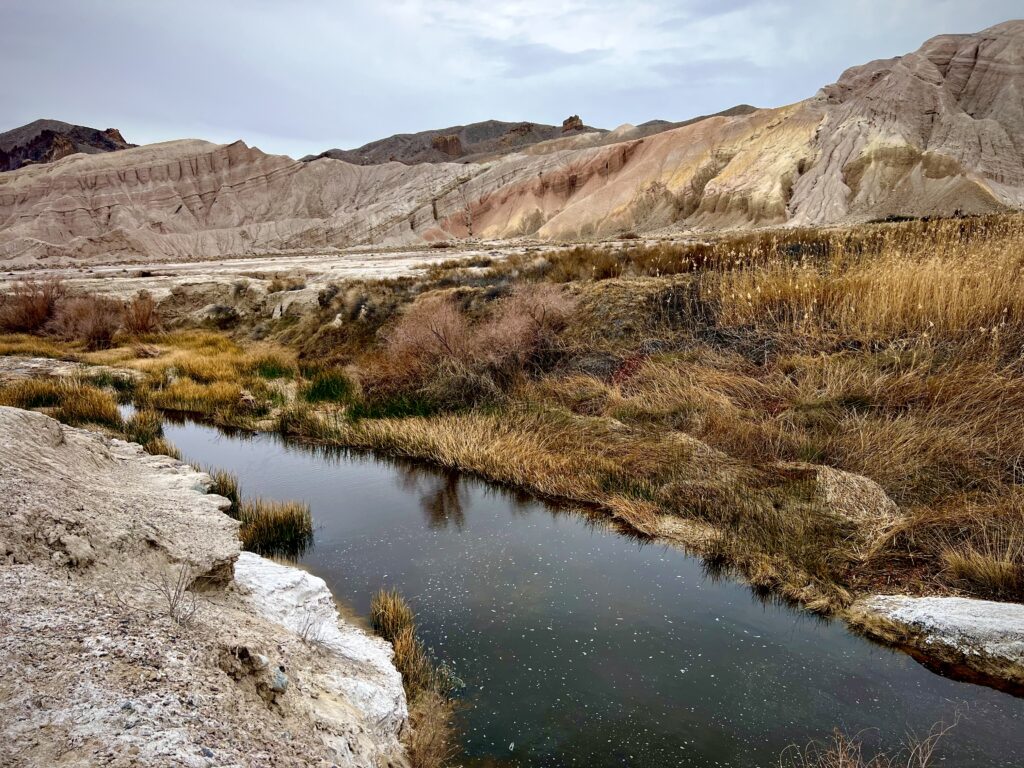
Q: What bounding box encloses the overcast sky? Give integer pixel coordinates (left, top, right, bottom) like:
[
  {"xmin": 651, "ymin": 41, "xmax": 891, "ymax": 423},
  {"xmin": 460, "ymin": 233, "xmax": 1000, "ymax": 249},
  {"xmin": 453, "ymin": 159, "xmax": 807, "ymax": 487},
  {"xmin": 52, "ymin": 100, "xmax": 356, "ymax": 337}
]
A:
[{"xmin": 3, "ymin": 1, "xmax": 1020, "ymax": 158}]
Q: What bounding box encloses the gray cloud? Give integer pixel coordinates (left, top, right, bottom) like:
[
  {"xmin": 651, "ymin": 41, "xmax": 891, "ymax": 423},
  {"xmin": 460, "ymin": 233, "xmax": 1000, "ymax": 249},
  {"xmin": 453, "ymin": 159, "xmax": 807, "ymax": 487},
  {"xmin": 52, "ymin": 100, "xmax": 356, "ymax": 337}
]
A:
[
  {"xmin": 476, "ymin": 39, "xmax": 610, "ymax": 78},
  {"xmin": 1, "ymin": 0, "xmax": 1020, "ymax": 158}
]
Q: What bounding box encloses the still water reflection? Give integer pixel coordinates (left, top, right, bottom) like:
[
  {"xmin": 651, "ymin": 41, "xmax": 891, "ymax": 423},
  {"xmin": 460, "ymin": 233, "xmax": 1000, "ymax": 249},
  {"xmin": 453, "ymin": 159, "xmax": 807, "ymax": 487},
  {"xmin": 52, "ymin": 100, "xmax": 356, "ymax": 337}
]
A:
[{"xmin": 164, "ymin": 418, "xmax": 1024, "ymax": 767}]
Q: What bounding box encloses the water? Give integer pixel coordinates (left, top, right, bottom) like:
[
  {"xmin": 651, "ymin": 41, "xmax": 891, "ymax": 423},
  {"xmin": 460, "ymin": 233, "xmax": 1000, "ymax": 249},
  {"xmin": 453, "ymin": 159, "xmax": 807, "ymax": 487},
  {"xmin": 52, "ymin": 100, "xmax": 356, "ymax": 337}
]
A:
[{"xmin": 164, "ymin": 417, "xmax": 1024, "ymax": 767}]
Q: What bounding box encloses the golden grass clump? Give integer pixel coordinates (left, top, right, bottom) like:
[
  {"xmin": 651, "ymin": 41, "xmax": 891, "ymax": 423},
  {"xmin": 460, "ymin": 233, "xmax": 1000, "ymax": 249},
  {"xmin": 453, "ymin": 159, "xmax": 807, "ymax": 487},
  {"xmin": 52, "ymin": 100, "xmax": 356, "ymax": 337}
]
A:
[
  {"xmin": 370, "ymin": 589, "xmax": 457, "ymax": 768},
  {"xmin": 122, "ymin": 408, "xmax": 163, "ymax": 446},
  {"xmin": 0, "ymin": 333, "xmax": 75, "ymax": 359},
  {"xmin": 204, "ymin": 467, "xmax": 241, "ymax": 517},
  {"xmin": 143, "ymin": 436, "xmax": 182, "ymax": 459},
  {"xmin": 146, "ymin": 380, "xmax": 244, "ymax": 415},
  {"xmin": 238, "ymin": 498, "xmax": 313, "ymax": 558},
  {"xmin": 0, "ymin": 378, "xmax": 122, "ymax": 428},
  {"xmin": 370, "ymin": 588, "xmax": 416, "ymax": 642}
]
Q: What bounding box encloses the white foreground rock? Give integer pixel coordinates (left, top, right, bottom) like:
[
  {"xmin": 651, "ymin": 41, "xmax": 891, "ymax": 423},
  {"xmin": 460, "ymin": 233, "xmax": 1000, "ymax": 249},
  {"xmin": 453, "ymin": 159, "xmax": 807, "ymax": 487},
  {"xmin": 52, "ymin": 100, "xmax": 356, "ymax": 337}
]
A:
[
  {"xmin": 0, "ymin": 406, "xmax": 408, "ymax": 768},
  {"xmin": 234, "ymin": 552, "xmax": 408, "ymax": 740},
  {"xmin": 850, "ymin": 595, "xmax": 1024, "ymax": 688}
]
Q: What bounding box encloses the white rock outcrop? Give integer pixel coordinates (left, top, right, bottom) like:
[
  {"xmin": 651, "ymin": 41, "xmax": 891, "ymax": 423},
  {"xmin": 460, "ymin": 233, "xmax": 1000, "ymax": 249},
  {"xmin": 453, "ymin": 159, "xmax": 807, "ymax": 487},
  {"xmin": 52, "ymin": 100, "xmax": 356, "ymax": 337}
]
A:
[
  {"xmin": 0, "ymin": 406, "xmax": 409, "ymax": 768},
  {"xmin": 850, "ymin": 594, "xmax": 1024, "ymax": 688},
  {"xmin": 234, "ymin": 552, "xmax": 408, "ymax": 740}
]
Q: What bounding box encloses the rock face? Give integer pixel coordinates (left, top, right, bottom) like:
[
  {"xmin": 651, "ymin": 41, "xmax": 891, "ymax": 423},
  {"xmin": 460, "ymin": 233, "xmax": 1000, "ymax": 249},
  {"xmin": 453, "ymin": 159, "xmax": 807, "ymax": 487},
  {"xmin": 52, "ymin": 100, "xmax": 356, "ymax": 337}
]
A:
[
  {"xmin": 0, "ymin": 406, "xmax": 408, "ymax": 767},
  {"xmin": 1, "ymin": 21, "xmax": 1022, "ymax": 264},
  {"xmin": 561, "ymin": 115, "xmax": 584, "ymax": 133},
  {"xmin": 850, "ymin": 595, "xmax": 1024, "ymax": 690},
  {"xmin": 0, "ymin": 119, "xmax": 133, "ymax": 172}
]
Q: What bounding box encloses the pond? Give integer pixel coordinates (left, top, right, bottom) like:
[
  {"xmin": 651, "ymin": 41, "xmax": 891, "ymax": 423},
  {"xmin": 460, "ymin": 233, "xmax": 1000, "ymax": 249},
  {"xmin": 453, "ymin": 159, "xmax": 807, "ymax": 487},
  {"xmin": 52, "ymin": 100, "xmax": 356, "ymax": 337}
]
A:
[{"xmin": 163, "ymin": 416, "xmax": 1024, "ymax": 767}]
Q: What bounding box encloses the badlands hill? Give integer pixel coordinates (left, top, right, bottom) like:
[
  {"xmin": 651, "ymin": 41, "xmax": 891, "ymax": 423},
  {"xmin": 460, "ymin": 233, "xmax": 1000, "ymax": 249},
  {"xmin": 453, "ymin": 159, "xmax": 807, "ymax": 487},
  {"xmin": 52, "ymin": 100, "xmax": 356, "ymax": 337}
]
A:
[
  {"xmin": 1, "ymin": 21, "xmax": 1022, "ymax": 264},
  {"xmin": 0, "ymin": 119, "xmax": 133, "ymax": 173}
]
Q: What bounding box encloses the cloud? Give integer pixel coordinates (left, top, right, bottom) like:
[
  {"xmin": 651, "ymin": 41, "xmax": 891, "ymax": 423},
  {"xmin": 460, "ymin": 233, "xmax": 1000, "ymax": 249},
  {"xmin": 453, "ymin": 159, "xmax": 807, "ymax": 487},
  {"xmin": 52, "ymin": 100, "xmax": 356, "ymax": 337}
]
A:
[
  {"xmin": 475, "ymin": 39, "xmax": 610, "ymax": 78},
  {"xmin": 2, "ymin": 0, "xmax": 1021, "ymax": 157}
]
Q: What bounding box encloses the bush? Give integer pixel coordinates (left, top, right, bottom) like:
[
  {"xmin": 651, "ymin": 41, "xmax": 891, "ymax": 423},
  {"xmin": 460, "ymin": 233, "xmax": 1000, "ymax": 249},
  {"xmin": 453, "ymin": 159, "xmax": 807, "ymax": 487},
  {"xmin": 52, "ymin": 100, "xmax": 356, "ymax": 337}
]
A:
[
  {"xmin": 363, "ymin": 286, "xmax": 576, "ymax": 413},
  {"xmin": 267, "ymin": 275, "xmax": 306, "ymax": 293},
  {"xmin": 122, "ymin": 291, "xmax": 161, "ymax": 336},
  {"xmin": 50, "ymin": 295, "xmax": 123, "ymax": 350},
  {"xmin": 0, "ymin": 279, "xmax": 65, "ymax": 332}
]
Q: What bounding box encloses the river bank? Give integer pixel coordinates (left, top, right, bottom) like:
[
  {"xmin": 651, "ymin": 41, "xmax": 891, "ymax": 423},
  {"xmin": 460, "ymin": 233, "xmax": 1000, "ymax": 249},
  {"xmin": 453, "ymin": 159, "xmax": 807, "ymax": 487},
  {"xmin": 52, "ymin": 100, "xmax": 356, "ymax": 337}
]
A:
[{"xmin": 0, "ymin": 405, "xmax": 408, "ymax": 768}]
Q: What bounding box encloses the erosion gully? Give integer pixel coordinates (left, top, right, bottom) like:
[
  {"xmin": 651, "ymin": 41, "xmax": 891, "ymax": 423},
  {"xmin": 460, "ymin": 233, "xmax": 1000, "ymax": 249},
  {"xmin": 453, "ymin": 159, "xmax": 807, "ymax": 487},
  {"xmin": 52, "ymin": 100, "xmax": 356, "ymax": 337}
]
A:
[{"xmin": 163, "ymin": 414, "xmax": 1024, "ymax": 767}]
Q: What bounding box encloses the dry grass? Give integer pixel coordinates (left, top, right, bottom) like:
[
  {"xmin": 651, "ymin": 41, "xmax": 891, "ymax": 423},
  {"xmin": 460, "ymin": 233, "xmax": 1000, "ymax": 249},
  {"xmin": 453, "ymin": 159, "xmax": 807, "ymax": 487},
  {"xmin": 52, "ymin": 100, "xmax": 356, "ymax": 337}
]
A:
[
  {"xmin": 0, "ymin": 378, "xmax": 122, "ymax": 428},
  {"xmin": 238, "ymin": 498, "xmax": 313, "ymax": 558},
  {"xmin": 782, "ymin": 719, "xmax": 956, "ymax": 768},
  {"xmin": 0, "ymin": 333, "xmax": 77, "ymax": 359},
  {"xmin": 370, "ymin": 588, "xmax": 416, "ymax": 641},
  {"xmin": 145, "ymin": 380, "xmax": 245, "ymax": 415},
  {"xmin": 204, "ymin": 467, "xmax": 241, "ymax": 517},
  {"xmin": 143, "ymin": 436, "xmax": 181, "ymax": 459},
  {"xmin": 123, "ymin": 408, "xmax": 164, "ymax": 446},
  {"xmin": 371, "ymin": 589, "xmax": 457, "ymax": 768}
]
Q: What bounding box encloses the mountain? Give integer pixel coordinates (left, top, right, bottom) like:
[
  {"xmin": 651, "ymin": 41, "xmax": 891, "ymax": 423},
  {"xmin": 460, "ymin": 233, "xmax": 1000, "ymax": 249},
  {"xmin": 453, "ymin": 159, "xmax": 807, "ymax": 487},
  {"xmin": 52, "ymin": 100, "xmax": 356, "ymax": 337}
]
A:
[
  {"xmin": 302, "ymin": 116, "xmax": 602, "ymax": 165},
  {"xmin": 1, "ymin": 21, "xmax": 1022, "ymax": 264},
  {"xmin": 0, "ymin": 119, "xmax": 133, "ymax": 172}
]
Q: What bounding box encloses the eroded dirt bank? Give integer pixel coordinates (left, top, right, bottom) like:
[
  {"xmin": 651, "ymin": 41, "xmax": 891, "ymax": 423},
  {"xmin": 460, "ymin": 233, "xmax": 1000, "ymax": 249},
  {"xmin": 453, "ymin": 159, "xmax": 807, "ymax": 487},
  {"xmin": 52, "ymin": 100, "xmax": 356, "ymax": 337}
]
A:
[{"xmin": 0, "ymin": 406, "xmax": 408, "ymax": 768}]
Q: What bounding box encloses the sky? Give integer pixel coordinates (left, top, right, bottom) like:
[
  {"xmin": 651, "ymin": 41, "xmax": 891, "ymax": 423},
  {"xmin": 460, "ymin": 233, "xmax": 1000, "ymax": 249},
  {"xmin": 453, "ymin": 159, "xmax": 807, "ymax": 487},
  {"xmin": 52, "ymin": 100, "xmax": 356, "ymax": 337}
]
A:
[{"xmin": 2, "ymin": 1, "xmax": 1020, "ymax": 158}]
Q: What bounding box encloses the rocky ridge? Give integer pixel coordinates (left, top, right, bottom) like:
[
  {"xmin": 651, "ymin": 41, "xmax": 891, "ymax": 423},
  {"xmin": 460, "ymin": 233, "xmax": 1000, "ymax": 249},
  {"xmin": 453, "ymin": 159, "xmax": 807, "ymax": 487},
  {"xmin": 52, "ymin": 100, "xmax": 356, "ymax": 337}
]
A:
[
  {"xmin": 0, "ymin": 119, "xmax": 133, "ymax": 172},
  {"xmin": 0, "ymin": 406, "xmax": 408, "ymax": 767},
  {"xmin": 302, "ymin": 115, "xmax": 601, "ymax": 166}
]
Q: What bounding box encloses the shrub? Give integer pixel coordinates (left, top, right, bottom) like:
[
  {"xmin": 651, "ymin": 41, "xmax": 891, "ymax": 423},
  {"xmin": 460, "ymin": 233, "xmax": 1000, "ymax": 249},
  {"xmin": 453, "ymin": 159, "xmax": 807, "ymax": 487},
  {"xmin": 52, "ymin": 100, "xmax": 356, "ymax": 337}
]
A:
[
  {"xmin": 364, "ymin": 286, "xmax": 575, "ymax": 412},
  {"xmin": 267, "ymin": 275, "xmax": 306, "ymax": 293},
  {"xmin": 122, "ymin": 291, "xmax": 161, "ymax": 336},
  {"xmin": 50, "ymin": 295, "xmax": 123, "ymax": 350},
  {"xmin": 0, "ymin": 279, "xmax": 65, "ymax": 332}
]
